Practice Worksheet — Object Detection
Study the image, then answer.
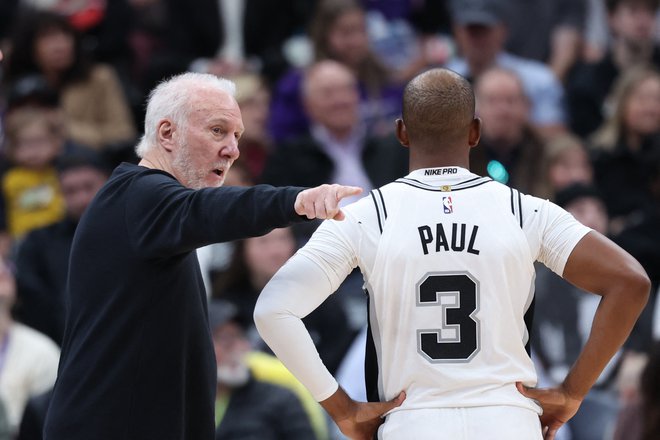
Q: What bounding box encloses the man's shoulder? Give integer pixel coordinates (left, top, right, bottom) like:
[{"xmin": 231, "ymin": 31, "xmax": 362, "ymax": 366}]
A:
[{"xmin": 499, "ymin": 52, "xmax": 559, "ymax": 86}]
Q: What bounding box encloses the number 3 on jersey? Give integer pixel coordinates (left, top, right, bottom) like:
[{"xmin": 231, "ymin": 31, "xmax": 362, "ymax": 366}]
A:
[{"xmin": 416, "ymin": 272, "xmax": 480, "ymax": 362}]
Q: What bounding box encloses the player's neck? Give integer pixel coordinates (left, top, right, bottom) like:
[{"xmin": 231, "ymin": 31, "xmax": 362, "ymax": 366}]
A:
[{"xmin": 409, "ymin": 150, "xmax": 469, "ymax": 172}]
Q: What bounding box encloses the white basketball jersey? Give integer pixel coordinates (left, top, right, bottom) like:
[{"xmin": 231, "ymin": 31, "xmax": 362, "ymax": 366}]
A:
[{"xmin": 303, "ymin": 167, "xmax": 590, "ymax": 414}]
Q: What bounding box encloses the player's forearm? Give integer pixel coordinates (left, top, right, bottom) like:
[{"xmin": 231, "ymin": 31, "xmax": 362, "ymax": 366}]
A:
[
  {"xmin": 562, "ymin": 278, "xmax": 649, "ymax": 399},
  {"xmin": 253, "ymin": 254, "xmax": 340, "ymax": 401}
]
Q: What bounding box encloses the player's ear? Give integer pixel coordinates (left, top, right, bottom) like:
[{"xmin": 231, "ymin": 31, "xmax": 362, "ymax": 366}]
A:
[
  {"xmin": 396, "ymin": 118, "xmax": 410, "ymax": 148},
  {"xmin": 468, "ymin": 117, "xmax": 481, "ymax": 148}
]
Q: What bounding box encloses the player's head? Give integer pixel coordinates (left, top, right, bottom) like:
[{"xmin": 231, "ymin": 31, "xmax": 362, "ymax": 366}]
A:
[{"xmin": 398, "ymin": 68, "xmax": 480, "ymax": 154}]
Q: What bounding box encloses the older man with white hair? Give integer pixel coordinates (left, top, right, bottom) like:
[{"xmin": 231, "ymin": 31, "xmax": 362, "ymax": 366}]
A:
[{"xmin": 43, "ymin": 72, "xmax": 361, "ymax": 440}]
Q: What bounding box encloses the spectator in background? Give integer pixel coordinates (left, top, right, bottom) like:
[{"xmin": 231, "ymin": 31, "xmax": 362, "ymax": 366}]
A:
[
  {"xmin": 0, "ymin": 257, "xmax": 59, "ymax": 436},
  {"xmin": 536, "ymin": 133, "xmax": 594, "ymax": 201},
  {"xmin": 209, "ymin": 300, "xmax": 318, "ymax": 440},
  {"xmin": 445, "ymin": 0, "xmax": 567, "ymax": 138},
  {"xmin": 361, "ymin": 0, "xmax": 453, "ymax": 83},
  {"xmin": 567, "ymin": 0, "xmax": 660, "ymax": 137},
  {"xmin": 613, "ymin": 148, "xmax": 660, "ymax": 355},
  {"xmin": 269, "ymin": 0, "xmax": 405, "ymax": 143},
  {"xmin": 263, "ymin": 60, "xmax": 408, "ymax": 205},
  {"xmin": 470, "ymin": 67, "xmax": 545, "ymax": 195},
  {"xmin": 612, "ymin": 340, "xmax": 660, "ymax": 440},
  {"xmin": 231, "ymin": 74, "xmax": 272, "ymax": 182},
  {"xmin": 0, "ymin": 105, "xmax": 65, "ymax": 243},
  {"xmin": 14, "ymin": 151, "xmax": 110, "ymax": 345},
  {"xmin": 3, "ymin": 10, "xmax": 136, "ymax": 155},
  {"xmin": 589, "ymin": 65, "xmax": 660, "ymax": 234},
  {"xmin": 213, "ymin": 226, "xmax": 354, "ymax": 376},
  {"xmin": 503, "ymin": 0, "xmax": 587, "ymax": 83},
  {"xmin": 532, "ymin": 183, "xmax": 620, "ymax": 440}
]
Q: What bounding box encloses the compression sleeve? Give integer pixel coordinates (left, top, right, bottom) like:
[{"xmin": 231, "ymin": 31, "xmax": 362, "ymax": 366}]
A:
[{"xmin": 254, "ymin": 252, "xmax": 341, "ymax": 401}]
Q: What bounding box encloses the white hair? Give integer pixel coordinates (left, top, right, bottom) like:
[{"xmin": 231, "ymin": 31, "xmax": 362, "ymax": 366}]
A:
[{"xmin": 135, "ymin": 72, "xmax": 237, "ymax": 158}]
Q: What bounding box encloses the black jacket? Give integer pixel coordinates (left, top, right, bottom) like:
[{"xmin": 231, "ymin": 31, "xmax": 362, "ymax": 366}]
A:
[
  {"xmin": 44, "ymin": 163, "xmax": 306, "ymax": 440},
  {"xmin": 261, "ymin": 133, "xmax": 409, "ymax": 189},
  {"xmin": 15, "ymin": 218, "xmax": 77, "ymax": 345},
  {"xmin": 215, "ymin": 377, "xmax": 315, "ymax": 440}
]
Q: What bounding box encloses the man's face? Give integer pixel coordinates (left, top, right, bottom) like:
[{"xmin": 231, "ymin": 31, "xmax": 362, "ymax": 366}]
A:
[
  {"xmin": 60, "ymin": 166, "xmax": 108, "ymax": 221},
  {"xmin": 212, "ymin": 321, "xmax": 250, "ymax": 387},
  {"xmin": 610, "ymin": 3, "xmax": 657, "ymax": 45},
  {"xmin": 304, "ymin": 63, "xmax": 359, "ymax": 134},
  {"xmin": 453, "ymin": 23, "xmax": 506, "ymax": 73},
  {"xmin": 475, "ymin": 71, "xmax": 529, "ymax": 144},
  {"xmin": 171, "ymin": 89, "xmax": 244, "ymax": 189}
]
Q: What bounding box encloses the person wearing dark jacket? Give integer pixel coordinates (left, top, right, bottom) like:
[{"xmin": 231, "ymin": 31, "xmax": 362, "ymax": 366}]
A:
[
  {"xmin": 15, "ymin": 152, "xmax": 110, "ymax": 345},
  {"xmin": 261, "ymin": 60, "xmax": 408, "ymax": 203},
  {"xmin": 42, "ymin": 72, "xmax": 361, "ymax": 440},
  {"xmin": 209, "ymin": 300, "xmax": 316, "ymax": 440}
]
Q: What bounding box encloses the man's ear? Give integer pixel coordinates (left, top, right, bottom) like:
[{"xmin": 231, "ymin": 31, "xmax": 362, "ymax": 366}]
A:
[
  {"xmin": 396, "ymin": 118, "xmax": 410, "ymax": 148},
  {"xmin": 157, "ymin": 119, "xmax": 176, "ymax": 152},
  {"xmin": 468, "ymin": 117, "xmax": 481, "ymax": 148}
]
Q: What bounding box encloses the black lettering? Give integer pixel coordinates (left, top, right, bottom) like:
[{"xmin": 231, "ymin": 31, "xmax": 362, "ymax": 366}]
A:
[
  {"xmin": 451, "ymin": 223, "xmax": 466, "ymax": 251},
  {"xmin": 418, "ymin": 225, "xmax": 433, "ymax": 255},
  {"xmin": 435, "ymin": 224, "xmax": 449, "ymax": 252},
  {"xmin": 467, "ymin": 225, "xmax": 480, "ymax": 255}
]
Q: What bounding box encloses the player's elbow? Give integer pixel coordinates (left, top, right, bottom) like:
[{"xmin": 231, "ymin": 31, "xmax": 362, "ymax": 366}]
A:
[
  {"xmin": 621, "ymin": 263, "xmax": 651, "ymax": 310},
  {"xmin": 253, "ymin": 288, "xmax": 280, "ymax": 337},
  {"xmin": 253, "ymin": 296, "xmax": 271, "ymax": 335}
]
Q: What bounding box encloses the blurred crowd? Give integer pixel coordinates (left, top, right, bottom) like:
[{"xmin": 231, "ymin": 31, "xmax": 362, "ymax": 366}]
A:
[{"xmin": 0, "ymin": 0, "xmax": 658, "ymax": 439}]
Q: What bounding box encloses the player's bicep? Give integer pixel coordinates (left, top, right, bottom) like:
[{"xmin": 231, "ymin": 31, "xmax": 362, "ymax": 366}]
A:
[{"xmin": 562, "ymin": 231, "xmax": 647, "ymax": 297}]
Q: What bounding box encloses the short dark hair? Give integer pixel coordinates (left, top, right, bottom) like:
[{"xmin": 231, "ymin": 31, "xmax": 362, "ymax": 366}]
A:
[{"xmin": 402, "ymin": 68, "xmax": 475, "ymax": 145}]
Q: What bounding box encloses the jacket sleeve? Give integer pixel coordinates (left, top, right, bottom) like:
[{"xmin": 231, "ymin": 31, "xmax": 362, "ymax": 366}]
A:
[{"xmin": 125, "ymin": 172, "xmax": 306, "ymax": 257}]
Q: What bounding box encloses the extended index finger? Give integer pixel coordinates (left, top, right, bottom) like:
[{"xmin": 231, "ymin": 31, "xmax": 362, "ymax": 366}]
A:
[{"xmin": 336, "ymin": 185, "xmax": 363, "ymax": 200}]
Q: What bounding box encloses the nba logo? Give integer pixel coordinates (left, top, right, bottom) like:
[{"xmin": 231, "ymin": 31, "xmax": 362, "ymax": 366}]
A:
[{"xmin": 443, "ymin": 196, "xmax": 453, "ymax": 214}]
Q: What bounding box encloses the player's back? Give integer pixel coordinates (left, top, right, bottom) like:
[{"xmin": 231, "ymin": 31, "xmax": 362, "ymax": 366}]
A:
[{"xmin": 357, "ymin": 166, "xmax": 540, "ymax": 414}]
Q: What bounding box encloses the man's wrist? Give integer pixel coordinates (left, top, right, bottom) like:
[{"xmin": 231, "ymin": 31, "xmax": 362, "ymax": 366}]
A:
[{"xmin": 320, "ymin": 386, "xmax": 357, "ymax": 422}]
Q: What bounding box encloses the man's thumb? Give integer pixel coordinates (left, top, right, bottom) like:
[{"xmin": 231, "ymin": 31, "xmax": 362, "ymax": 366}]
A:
[
  {"xmin": 516, "ymin": 382, "xmax": 537, "ymax": 398},
  {"xmin": 379, "ymin": 391, "xmax": 406, "ymax": 414}
]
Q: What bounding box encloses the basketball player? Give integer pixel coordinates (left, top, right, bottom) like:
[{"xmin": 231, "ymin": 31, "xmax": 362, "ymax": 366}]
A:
[{"xmin": 254, "ymin": 69, "xmax": 650, "ymax": 440}]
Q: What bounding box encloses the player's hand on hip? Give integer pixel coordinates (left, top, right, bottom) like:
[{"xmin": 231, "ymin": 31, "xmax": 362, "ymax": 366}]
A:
[
  {"xmin": 295, "ymin": 184, "xmax": 362, "ymax": 220},
  {"xmin": 516, "ymin": 382, "xmax": 582, "ymax": 440},
  {"xmin": 335, "ymin": 391, "xmax": 406, "ymax": 440}
]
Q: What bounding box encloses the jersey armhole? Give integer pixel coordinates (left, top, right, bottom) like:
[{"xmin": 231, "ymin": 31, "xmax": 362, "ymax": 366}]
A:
[
  {"xmin": 370, "ymin": 189, "xmax": 388, "ymax": 234},
  {"xmin": 510, "ymin": 187, "xmax": 523, "ymax": 229}
]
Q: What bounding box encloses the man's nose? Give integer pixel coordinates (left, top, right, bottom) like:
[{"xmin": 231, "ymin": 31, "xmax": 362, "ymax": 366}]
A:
[{"xmin": 222, "ymin": 137, "xmax": 240, "ymax": 160}]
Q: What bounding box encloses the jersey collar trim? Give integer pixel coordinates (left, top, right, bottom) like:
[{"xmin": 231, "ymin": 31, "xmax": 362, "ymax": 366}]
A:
[{"xmin": 397, "ymin": 167, "xmax": 492, "ymax": 192}]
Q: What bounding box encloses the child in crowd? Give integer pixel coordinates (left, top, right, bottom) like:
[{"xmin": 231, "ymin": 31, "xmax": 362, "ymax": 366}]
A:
[{"xmin": 0, "ymin": 106, "xmax": 65, "ymax": 249}]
